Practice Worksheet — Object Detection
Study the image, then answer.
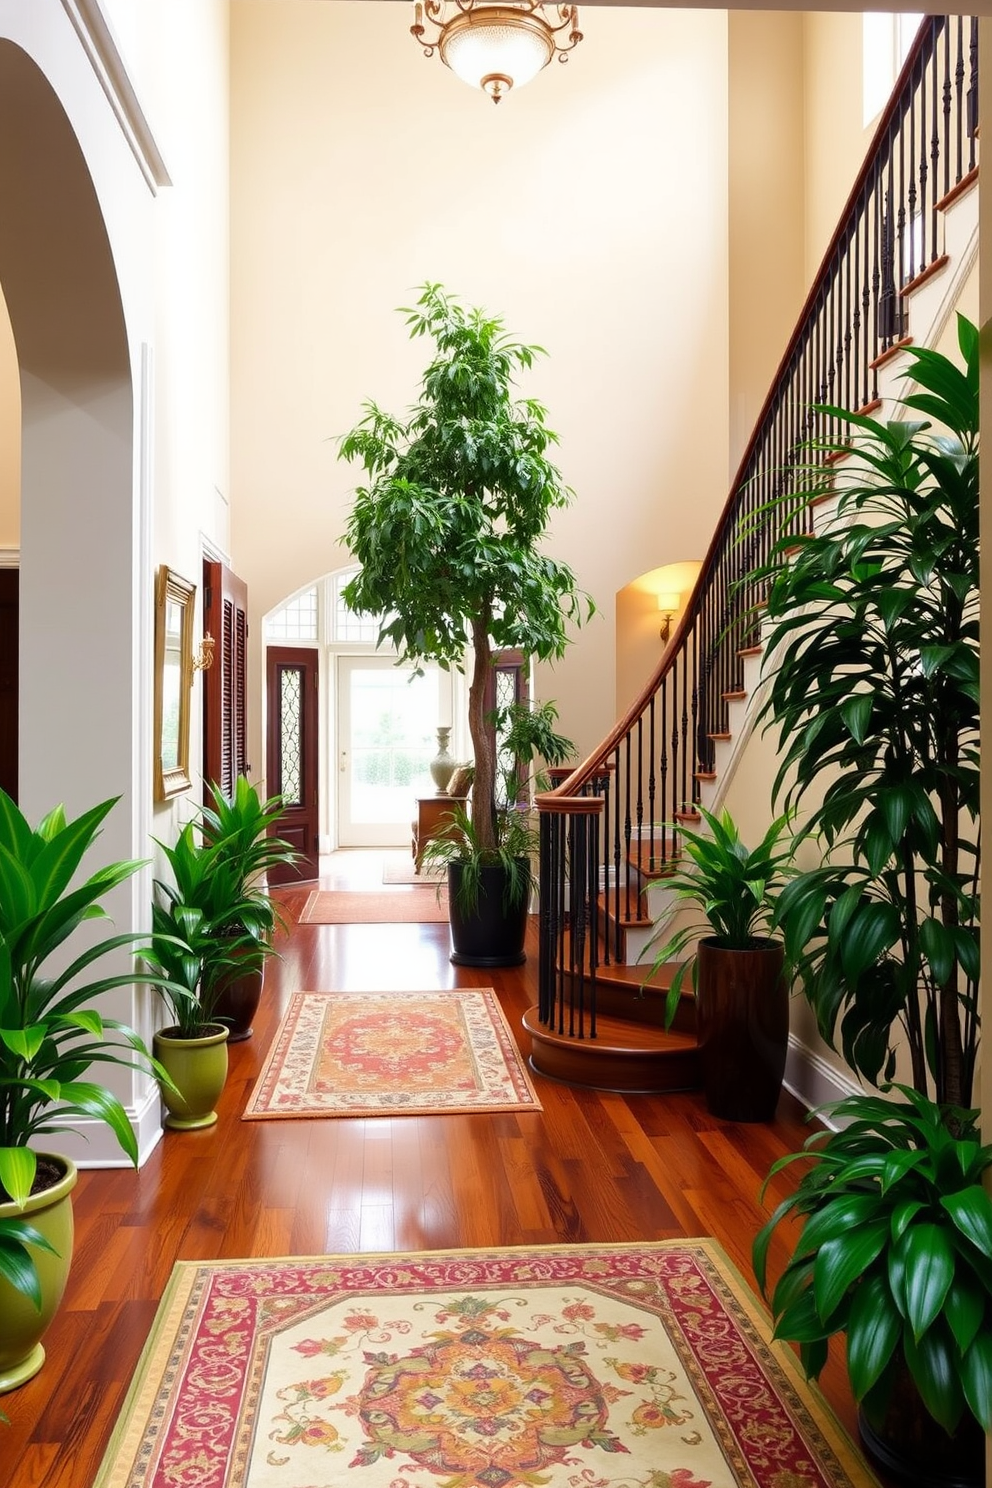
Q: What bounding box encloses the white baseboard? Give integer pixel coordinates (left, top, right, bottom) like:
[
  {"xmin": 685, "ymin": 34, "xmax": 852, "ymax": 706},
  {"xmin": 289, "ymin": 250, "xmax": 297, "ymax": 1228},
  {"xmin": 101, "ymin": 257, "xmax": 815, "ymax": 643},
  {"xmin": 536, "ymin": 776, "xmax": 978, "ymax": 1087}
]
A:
[
  {"xmin": 42, "ymin": 1085, "xmax": 164, "ymax": 1170},
  {"xmin": 783, "ymin": 1036, "xmax": 863, "ymax": 1129}
]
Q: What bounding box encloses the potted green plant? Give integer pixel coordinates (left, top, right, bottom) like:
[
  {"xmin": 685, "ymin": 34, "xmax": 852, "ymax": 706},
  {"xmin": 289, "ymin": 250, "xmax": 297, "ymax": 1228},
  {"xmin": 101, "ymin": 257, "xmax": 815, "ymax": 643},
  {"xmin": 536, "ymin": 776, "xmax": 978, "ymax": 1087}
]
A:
[
  {"xmin": 642, "ymin": 806, "xmax": 795, "ymax": 1121},
  {"xmin": 0, "ymin": 790, "xmax": 166, "ymax": 1391},
  {"xmin": 339, "ymin": 283, "xmax": 592, "ymax": 965},
  {"xmin": 753, "ymin": 1089, "xmax": 991, "ymax": 1486},
  {"xmin": 748, "ymin": 316, "xmax": 984, "ymax": 1475},
  {"xmin": 141, "ymin": 825, "xmax": 257, "ymax": 1130},
  {"xmin": 197, "ymin": 776, "xmax": 301, "ymax": 1040},
  {"xmin": 419, "ymin": 699, "xmax": 575, "ymax": 965}
]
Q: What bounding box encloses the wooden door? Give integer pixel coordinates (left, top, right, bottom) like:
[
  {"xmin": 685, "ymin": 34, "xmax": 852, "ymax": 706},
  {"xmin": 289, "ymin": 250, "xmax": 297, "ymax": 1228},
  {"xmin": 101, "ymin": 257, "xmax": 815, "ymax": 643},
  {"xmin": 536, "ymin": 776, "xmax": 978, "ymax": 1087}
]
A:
[
  {"xmin": 203, "ymin": 558, "xmax": 248, "ymax": 798},
  {"xmin": 266, "ymin": 646, "xmax": 319, "ymax": 883},
  {"xmin": 0, "ymin": 569, "xmax": 17, "ymax": 801}
]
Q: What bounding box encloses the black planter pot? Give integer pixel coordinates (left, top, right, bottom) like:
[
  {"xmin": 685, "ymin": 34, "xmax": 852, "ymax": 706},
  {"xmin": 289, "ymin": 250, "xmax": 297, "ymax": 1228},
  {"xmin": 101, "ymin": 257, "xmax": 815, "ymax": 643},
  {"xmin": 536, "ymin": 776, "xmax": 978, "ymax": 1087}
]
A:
[
  {"xmin": 696, "ymin": 937, "xmax": 788, "ymax": 1121},
  {"xmin": 858, "ymin": 1360, "xmax": 986, "ymax": 1488},
  {"xmin": 447, "ymin": 860, "xmax": 529, "ymax": 967}
]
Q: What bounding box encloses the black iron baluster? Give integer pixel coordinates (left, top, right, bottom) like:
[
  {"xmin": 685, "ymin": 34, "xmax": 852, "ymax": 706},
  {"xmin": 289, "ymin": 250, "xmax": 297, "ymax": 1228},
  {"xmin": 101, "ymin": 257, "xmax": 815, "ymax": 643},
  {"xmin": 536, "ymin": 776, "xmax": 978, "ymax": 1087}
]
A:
[{"xmin": 967, "ymin": 17, "xmax": 979, "ymax": 165}]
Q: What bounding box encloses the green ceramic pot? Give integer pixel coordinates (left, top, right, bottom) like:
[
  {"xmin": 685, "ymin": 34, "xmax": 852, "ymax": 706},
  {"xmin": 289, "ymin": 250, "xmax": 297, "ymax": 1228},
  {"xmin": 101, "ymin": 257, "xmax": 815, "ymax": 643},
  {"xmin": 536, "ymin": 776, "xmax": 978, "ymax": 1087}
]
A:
[
  {"xmin": 0, "ymin": 1154, "xmax": 77, "ymax": 1392},
  {"xmin": 153, "ymin": 1025, "xmax": 230, "ymax": 1131}
]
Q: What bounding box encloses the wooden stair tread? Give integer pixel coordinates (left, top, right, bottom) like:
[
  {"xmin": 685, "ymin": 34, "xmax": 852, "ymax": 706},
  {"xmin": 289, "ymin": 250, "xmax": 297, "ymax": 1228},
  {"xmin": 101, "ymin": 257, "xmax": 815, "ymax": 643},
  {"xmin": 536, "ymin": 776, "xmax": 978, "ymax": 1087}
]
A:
[
  {"xmin": 598, "ymin": 892, "xmax": 652, "ymax": 929},
  {"xmin": 626, "ymin": 838, "xmax": 679, "ymax": 878},
  {"xmin": 555, "ymin": 937, "xmax": 696, "ymax": 1035},
  {"xmin": 524, "ymin": 1008, "xmax": 696, "ymax": 1054},
  {"xmin": 523, "ymin": 1004, "xmax": 701, "ymax": 1094}
]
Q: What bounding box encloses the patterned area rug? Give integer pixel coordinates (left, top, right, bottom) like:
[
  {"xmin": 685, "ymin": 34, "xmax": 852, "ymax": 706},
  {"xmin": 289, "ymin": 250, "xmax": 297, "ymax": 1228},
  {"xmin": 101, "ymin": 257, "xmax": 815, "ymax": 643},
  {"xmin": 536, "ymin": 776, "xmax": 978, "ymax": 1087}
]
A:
[
  {"xmin": 300, "ymin": 890, "xmax": 448, "ymax": 923},
  {"xmin": 92, "ymin": 1241, "xmax": 880, "ymax": 1488},
  {"xmin": 243, "ymin": 989, "xmax": 542, "ymax": 1118}
]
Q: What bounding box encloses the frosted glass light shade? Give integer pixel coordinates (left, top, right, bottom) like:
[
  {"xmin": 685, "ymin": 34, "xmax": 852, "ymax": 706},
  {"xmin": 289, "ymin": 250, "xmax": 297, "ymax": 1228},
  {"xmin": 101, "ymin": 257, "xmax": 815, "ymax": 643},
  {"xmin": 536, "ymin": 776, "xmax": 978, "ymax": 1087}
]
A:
[{"xmin": 440, "ymin": 7, "xmax": 555, "ymax": 98}]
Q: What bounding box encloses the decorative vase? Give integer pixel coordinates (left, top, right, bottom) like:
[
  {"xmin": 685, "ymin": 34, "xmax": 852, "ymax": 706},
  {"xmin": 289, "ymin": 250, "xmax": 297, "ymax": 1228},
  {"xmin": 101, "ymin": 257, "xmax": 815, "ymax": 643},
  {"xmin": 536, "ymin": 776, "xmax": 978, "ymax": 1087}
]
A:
[
  {"xmin": 696, "ymin": 938, "xmax": 788, "ymax": 1121},
  {"xmin": 429, "ymin": 726, "xmax": 455, "ymax": 795},
  {"xmin": 153, "ymin": 1025, "xmax": 230, "ymax": 1130},
  {"xmin": 0, "ymin": 1155, "xmax": 77, "ymax": 1392}
]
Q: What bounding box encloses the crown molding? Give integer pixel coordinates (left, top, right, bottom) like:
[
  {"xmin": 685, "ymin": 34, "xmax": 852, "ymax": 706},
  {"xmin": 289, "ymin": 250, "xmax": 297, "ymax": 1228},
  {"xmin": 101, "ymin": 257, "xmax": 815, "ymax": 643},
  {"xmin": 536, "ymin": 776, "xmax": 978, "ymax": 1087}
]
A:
[{"xmin": 60, "ymin": 0, "xmax": 171, "ymax": 194}]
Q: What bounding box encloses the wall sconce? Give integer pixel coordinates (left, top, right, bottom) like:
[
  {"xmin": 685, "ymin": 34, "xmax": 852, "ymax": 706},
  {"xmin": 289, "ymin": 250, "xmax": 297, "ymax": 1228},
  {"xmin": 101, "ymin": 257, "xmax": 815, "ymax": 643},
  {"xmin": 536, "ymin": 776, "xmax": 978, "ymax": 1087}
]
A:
[
  {"xmin": 192, "ymin": 632, "xmax": 215, "ymax": 675},
  {"xmin": 657, "ymin": 592, "xmax": 680, "ymax": 642}
]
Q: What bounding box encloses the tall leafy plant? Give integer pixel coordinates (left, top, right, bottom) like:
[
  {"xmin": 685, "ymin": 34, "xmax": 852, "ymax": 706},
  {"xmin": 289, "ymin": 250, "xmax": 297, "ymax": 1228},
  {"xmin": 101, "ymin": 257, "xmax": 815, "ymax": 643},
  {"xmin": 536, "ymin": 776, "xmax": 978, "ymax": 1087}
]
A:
[
  {"xmin": 0, "ymin": 792, "xmax": 164, "ymax": 1207},
  {"xmin": 339, "ymin": 284, "xmax": 592, "ymax": 872},
  {"xmin": 752, "ymin": 315, "xmax": 979, "ymax": 1107}
]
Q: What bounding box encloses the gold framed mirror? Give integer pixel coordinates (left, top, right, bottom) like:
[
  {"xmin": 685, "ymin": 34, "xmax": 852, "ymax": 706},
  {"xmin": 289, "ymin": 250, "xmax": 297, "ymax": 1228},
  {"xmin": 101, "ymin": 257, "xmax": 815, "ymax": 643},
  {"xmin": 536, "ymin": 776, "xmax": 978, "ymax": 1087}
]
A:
[{"xmin": 154, "ymin": 565, "xmax": 196, "ymax": 801}]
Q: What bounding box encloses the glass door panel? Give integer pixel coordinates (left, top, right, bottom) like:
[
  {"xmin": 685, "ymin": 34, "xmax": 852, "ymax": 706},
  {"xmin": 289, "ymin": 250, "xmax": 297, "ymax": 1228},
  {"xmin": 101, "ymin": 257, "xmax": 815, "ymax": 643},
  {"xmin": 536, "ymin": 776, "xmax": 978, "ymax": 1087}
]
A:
[{"xmin": 337, "ymin": 656, "xmax": 441, "ymax": 846}]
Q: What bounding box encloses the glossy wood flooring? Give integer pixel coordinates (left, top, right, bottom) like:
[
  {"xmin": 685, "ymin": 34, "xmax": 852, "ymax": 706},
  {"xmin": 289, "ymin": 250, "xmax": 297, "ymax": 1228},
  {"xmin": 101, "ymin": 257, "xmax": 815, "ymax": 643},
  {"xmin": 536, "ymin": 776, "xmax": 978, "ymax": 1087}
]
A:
[{"xmin": 2, "ymin": 850, "xmax": 876, "ymax": 1488}]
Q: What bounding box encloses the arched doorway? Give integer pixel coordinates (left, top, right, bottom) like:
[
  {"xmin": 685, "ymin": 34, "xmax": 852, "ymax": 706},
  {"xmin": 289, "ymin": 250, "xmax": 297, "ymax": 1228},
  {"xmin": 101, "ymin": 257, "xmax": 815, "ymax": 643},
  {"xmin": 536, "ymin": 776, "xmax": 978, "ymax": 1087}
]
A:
[
  {"xmin": 0, "ymin": 42, "xmax": 136, "ymax": 826},
  {"xmin": 0, "ymin": 40, "xmax": 147, "ymax": 1156}
]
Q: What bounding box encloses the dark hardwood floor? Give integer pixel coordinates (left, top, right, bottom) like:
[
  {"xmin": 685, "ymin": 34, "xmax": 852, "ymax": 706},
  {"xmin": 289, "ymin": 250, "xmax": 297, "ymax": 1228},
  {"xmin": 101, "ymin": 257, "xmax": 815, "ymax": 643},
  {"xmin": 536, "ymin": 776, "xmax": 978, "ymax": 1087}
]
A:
[{"xmin": 2, "ymin": 850, "xmax": 872, "ymax": 1487}]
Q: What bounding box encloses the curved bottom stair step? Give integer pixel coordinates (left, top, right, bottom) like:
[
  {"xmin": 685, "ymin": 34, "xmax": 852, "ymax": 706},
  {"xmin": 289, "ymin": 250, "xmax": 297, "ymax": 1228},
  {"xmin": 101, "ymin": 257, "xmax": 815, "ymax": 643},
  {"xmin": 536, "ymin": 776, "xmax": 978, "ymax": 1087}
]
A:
[{"xmin": 522, "ymin": 1006, "xmax": 701, "ymax": 1095}]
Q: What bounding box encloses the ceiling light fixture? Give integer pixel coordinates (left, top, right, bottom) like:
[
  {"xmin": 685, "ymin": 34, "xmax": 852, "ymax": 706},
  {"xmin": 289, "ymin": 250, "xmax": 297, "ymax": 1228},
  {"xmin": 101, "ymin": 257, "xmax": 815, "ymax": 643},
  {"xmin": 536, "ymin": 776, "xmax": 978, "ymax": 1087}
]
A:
[{"xmin": 411, "ymin": 0, "xmax": 583, "ymax": 104}]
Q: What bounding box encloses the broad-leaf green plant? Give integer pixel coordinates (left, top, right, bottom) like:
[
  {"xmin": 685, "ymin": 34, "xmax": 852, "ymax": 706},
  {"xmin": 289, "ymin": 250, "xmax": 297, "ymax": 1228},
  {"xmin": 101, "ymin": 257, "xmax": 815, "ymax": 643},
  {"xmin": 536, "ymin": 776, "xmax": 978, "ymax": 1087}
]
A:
[
  {"xmin": 339, "ymin": 284, "xmax": 592, "ymax": 906},
  {"xmin": 141, "ymin": 823, "xmax": 267, "ymax": 1037},
  {"xmin": 641, "ymin": 806, "xmax": 794, "ymax": 1027},
  {"xmin": 197, "ymin": 775, "xmax": 302, "ymax": 940},
  {"xmin": 750, "ymin": 315, "xmax": 979, "ymax": 1106},
  {"xmin": 753, "ymin": 1086, "xmax": 992, "ymax": 1436},
  {"xmin": 0, "ymin": 791, "xmax": 165, "ymax": 1208},
  {"xmin": 0, "ymin": 1215, "xmax": 56, "ymax": 1312}
]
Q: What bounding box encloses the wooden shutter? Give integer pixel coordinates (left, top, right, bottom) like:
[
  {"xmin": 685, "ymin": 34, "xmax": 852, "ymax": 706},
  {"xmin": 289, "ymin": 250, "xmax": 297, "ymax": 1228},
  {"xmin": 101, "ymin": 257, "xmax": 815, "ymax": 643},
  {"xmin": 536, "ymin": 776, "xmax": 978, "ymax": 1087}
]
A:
[{"xmin": 203, "ymin": 559, "xmax": 248, "ymax": 798}]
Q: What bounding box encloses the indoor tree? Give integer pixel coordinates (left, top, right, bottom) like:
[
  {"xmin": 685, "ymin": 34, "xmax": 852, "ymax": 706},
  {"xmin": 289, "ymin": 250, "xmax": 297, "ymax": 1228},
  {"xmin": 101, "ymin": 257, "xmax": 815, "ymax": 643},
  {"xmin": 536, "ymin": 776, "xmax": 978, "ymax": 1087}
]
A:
[{"xmin": 338, "ymin": 283, "xmax": 592, "ymax": 868}]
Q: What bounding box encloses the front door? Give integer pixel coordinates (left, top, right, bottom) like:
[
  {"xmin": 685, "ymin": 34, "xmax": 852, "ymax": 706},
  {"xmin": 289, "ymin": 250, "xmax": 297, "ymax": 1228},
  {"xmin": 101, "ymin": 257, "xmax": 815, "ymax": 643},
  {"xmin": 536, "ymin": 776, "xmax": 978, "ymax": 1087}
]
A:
[
  {"xmin": 337, "ymin": 656, "xmax": 441, "ymax": 847},
  {"xmin": 266, "ymin": 646, "xmax": 320, "ymax": 883}
]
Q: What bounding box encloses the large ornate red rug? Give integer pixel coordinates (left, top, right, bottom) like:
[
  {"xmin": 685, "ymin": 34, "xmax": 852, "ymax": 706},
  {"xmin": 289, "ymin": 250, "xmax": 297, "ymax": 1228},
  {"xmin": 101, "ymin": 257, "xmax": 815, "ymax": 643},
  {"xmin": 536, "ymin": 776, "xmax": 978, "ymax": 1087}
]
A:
[
  {"xmin": 92, "ymin": 1241, "xmax": 879, "ymax": 1488},
  {"xmin": 243, "ymin": 989, "xmax": 542, "ymax": 1118}
]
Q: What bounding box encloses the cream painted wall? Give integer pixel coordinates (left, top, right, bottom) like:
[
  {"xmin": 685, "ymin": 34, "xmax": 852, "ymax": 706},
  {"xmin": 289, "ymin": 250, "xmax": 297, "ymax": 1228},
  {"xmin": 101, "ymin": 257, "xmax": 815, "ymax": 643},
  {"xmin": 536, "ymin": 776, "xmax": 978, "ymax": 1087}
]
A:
[
  {"xmin": 802, "ymin": 12, "xmax": 872, "ymax": 282},
  {"xmin": 230, "ymin": 1, "xmax": 731, "ymax": 779},
  {"xmin": 0, "ymin": 0, "xmax": 230, "ymax": 1165},
  {"xmin": 728, "ymin": 11, "xmax": 806, "ymax": 472},
  {"xmin": 145, "ymin": 0, "xmax": 231, "ymax": 575}
]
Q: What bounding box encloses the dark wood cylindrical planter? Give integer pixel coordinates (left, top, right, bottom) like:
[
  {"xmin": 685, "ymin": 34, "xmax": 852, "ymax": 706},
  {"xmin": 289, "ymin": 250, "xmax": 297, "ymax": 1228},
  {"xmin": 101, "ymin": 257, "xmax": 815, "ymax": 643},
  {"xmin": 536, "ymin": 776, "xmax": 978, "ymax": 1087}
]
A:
[
  {"xmin": 696, "ymin": 937, "xmax": 788, "ymax": 1121},
  {"xmin": 858, "ymin": 1358, "xmax": 986, "ymax": 1488},
  {"xmin": 447, "ymin": 860, "xmax": 529, "ymax": 967},
  {"xmin": 0, "ymin": 1155, "xmax": 77, "ymax": 1392},
  {"xmin": 213, "ymin": 960, "xmax": 264, "ymax": 1042}
]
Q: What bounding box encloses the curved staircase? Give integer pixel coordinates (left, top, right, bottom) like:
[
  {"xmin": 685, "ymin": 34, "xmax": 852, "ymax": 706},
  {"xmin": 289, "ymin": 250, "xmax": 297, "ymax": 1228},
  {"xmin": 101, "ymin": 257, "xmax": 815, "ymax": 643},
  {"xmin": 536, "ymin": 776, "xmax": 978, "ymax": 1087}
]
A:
[{"xmin": 526, "ymin": 14, "xmax": 980, "ymax": 1094}]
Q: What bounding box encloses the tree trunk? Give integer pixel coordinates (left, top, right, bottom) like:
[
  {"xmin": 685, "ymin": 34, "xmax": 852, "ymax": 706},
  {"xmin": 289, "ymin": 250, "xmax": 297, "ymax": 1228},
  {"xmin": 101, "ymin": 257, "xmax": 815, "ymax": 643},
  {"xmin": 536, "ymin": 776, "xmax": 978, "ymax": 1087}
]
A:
[{"xmin": 468, "ymin": 615, "xmax": 497, "ymax": 855}]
